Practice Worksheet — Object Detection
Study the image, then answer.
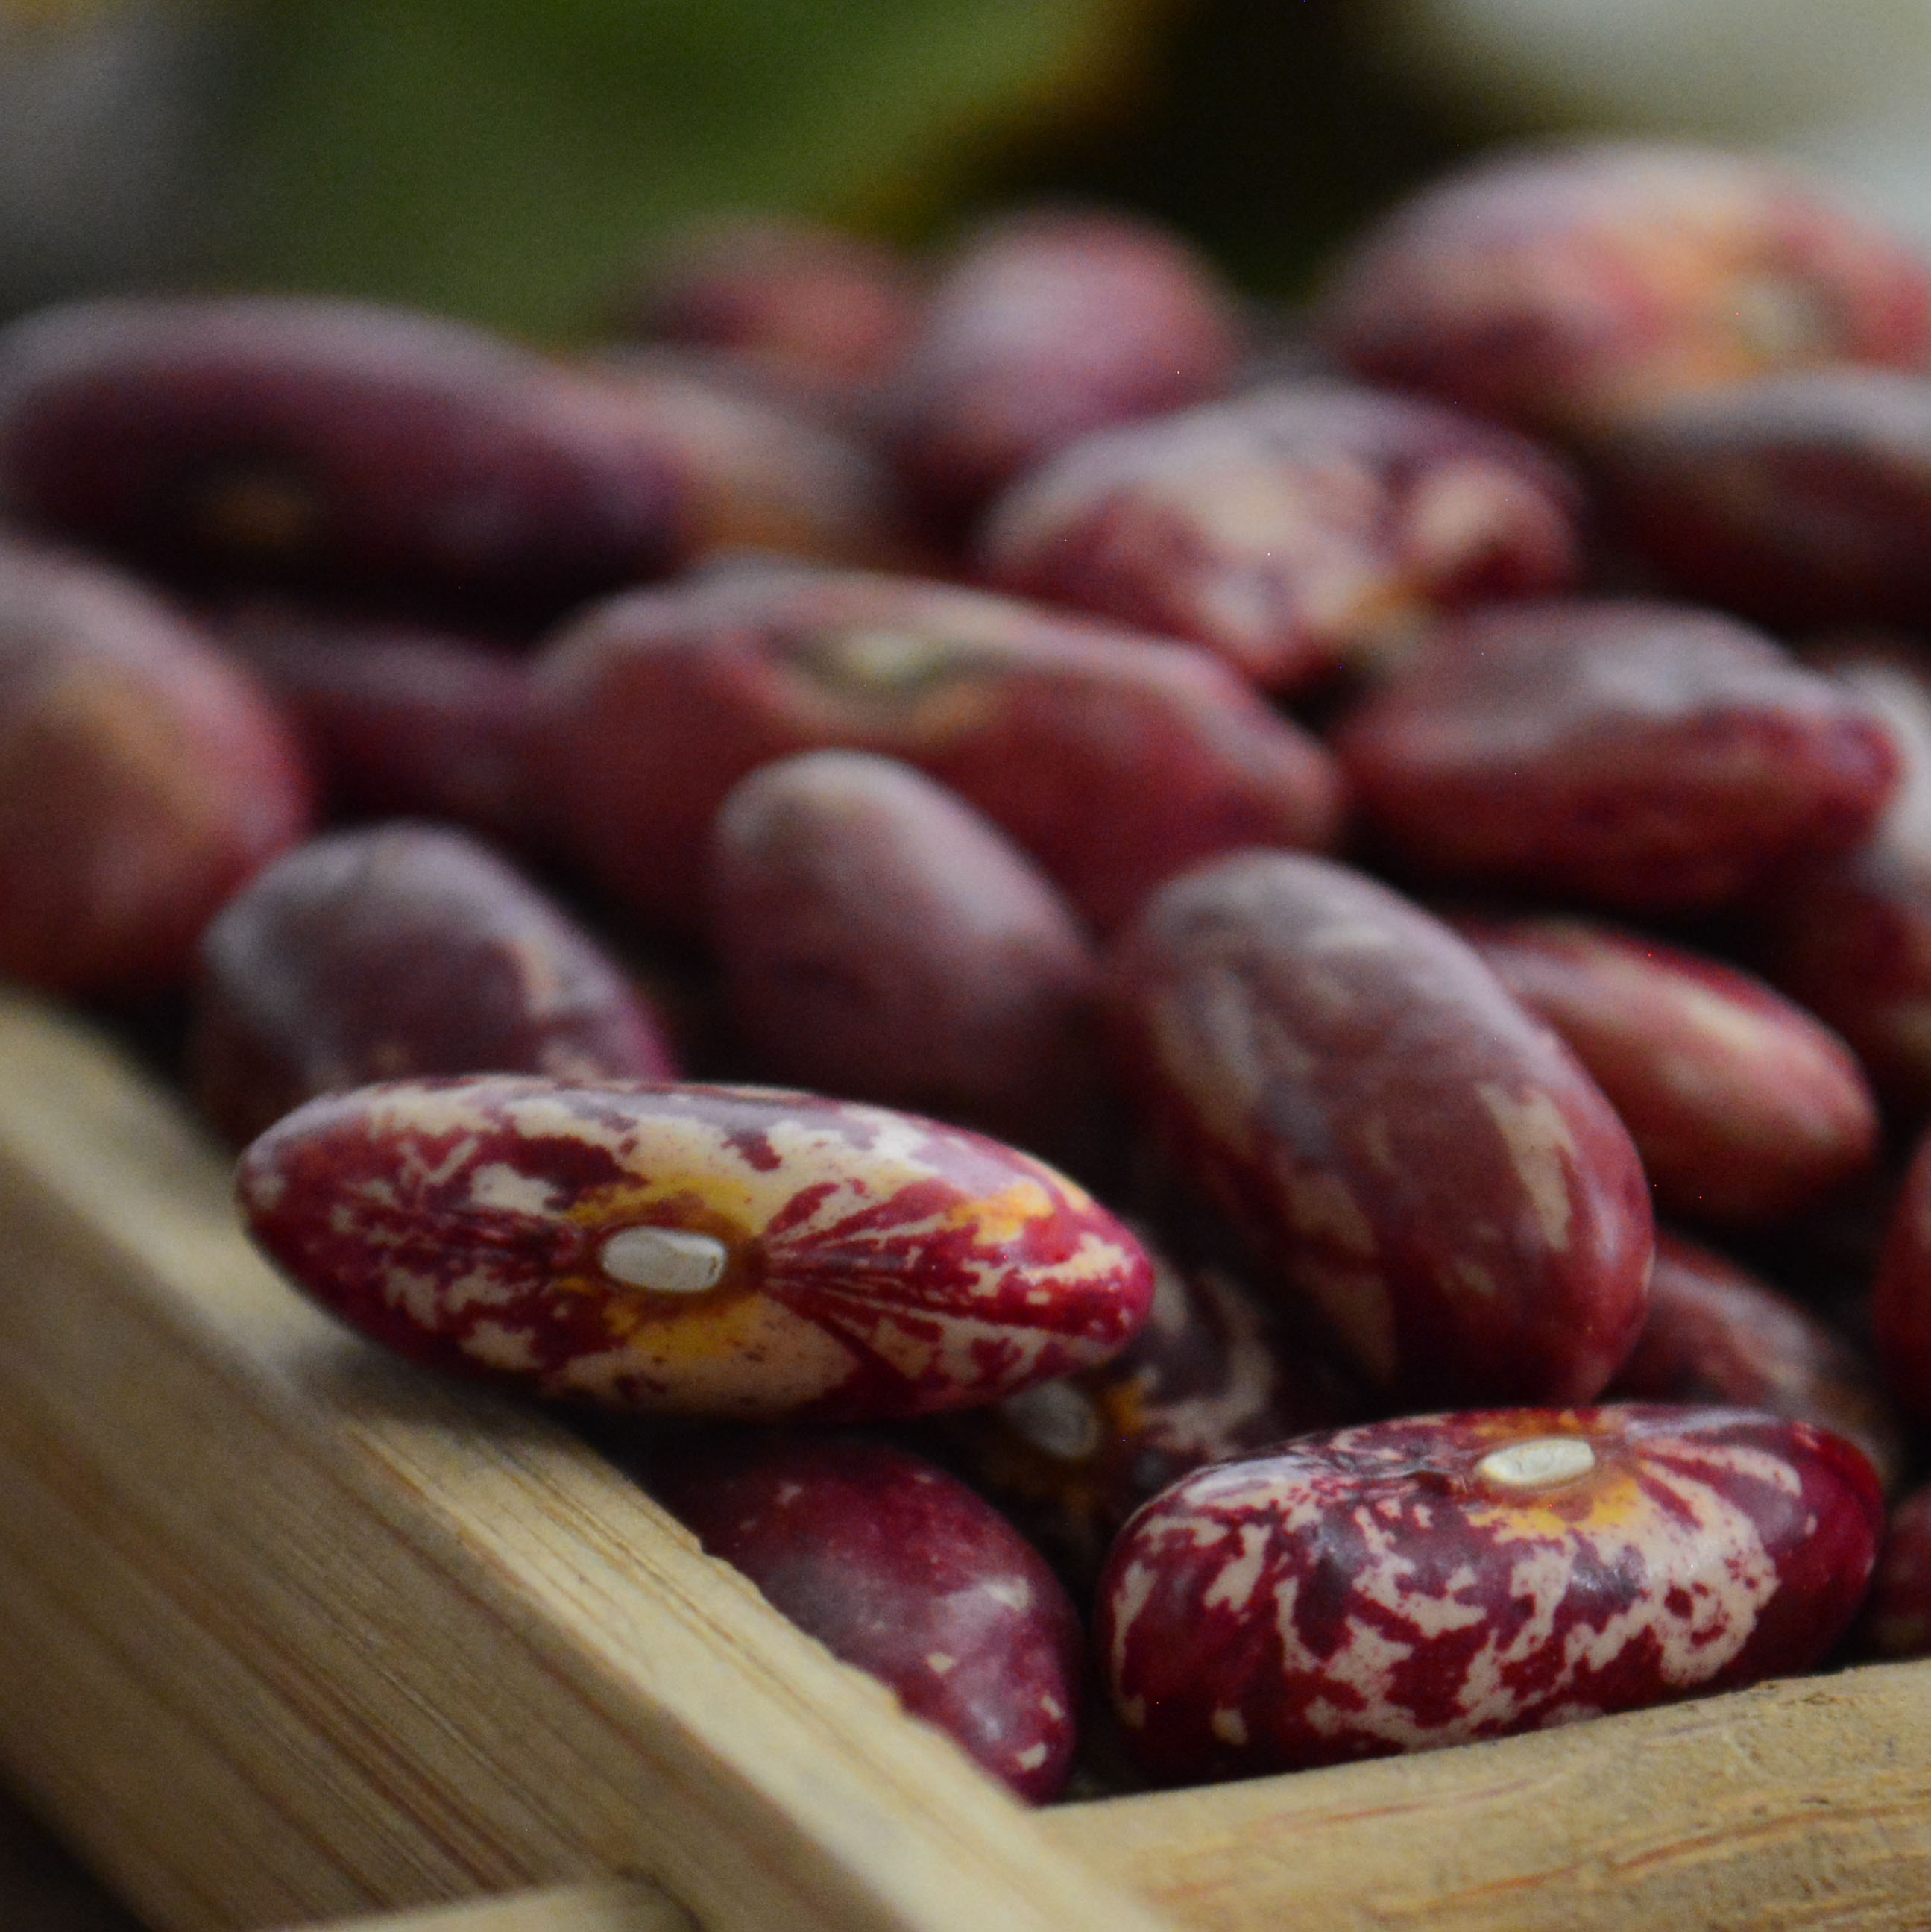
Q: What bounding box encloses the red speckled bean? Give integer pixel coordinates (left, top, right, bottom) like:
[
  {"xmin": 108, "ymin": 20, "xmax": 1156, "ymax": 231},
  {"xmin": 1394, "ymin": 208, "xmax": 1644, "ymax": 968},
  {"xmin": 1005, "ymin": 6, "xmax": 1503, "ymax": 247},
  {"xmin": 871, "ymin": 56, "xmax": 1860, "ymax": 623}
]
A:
[
  {"xmin": 0, "ymin": 297, "xmax": 682, "ymax": 623},
  {"xmin": 930, "ymin": 1228, "xmax": 1364, "ymax": 1593},
  {"xmin": 1594, "ymin": 370, "xmax": 1931, "ymax": 632},
  {"xmin": 190, "ymin": 824, "xmax": 680, "ymax": 1145},
  {"xmin": 221, "ymin": 605, "xmax": 544, "ymax": 852},
  {"xmin": 1608, "ymin": 1230, "xmax": 1905, "ymax": 1494},
  {"xmin": 1854, "ymin": 1482, "xmax": 1931, "ymax": 1659},
  {"xmin": 236, "ymin": 1076, "xmax": 1154, "ymax": 1420},
  {"xmin": 1317, "ymin": 142, "xmax": 1931, "ymax": 438},
  {"xmin": 1097, "ymin": 1405, "xmax": 1883, "ymax": 1784},
  {"xmin": 706, "ymin": 750, "xmax": 1105, "ymax": 1167},
  {"xmin": 1461, "ymin": 914, "xmax": 1879, "ymax": 1227},
  {"xmin": 0, "ymin": 536, "xmax": 312, "ymax": 997},
  {"xmin": 1334, "ymin": 600, "xmax": 1899, "ymax": 913},
  {"xmin": 1870, "ymin": 1125, "xmax": 1931, "ymax": 1430},
  {"xmin": 1752, "ymin": 648, "xmax": 1931, "ymax": 1115},
  {"xmin": 888, "ymin": 205, "xmax": 1244, "ymax": 523},
  {"xmin": 1106, "ymin": 851, "xmax": 1653, "ymax": 1406},
  {"xmin": 570, "ymin": 348, "xmax": 912, "ymax": 571},
  {"xmin": 535, "ymin": 557, "xmax": 1342, "ymax": 935},
  {"xmin": 977, "ymin": 380, "xmax": 1582, "ymax": 693},
  {"xmin": 613, "ymin": 217, "xmax": 922, "ymax": 400},
  {"xmin": 643, "ymin": 1432, "xmax": 1082, "ymax": 1801}
]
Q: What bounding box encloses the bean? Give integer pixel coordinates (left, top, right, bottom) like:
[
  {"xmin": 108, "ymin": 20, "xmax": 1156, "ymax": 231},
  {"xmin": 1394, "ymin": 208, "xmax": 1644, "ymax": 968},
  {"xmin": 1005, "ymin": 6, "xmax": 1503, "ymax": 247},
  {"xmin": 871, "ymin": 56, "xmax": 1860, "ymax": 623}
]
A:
[
  {"xmin": 706, "ymin": 750, "xmax": 1106, "ymax": 1168},
  {"xmin": 641, "ymin": 1432, "xmax": 1082, "ymax": 1802},
  {"xmin": 1608, "ymin": 1230, "xmax": 1905, "ymax": 1494},
  {"xmin": 887, "ymin": 205, "xmax": 1244, "ymax": 523},
  {"xmin": 534, "ymin": 556, "xmax": 1342, "ymax": 935},
  {"xmin": 0, "ymin": 535, "xmax": 311, "ymax": 996},
  {"xmin": 978, "ymin": 379, "xmax": 1582, "ymax": 693},
  {"xmin": 1106, "ymin": 850, "xmax": 1653, "ymax": 1405},
  {"xmin": 1097, "ymin": 1404, "xmax": 1883, "ymax": 1783},
  {"xmin": 1317, "ymin": 141, "xmax": 1931, "ymax": 437},
  {"xmin": 236, "ymin": 1076, "xmax": 1155, "ymax": 1420},
  {"xmin": 1461, "ymin": 913, "xmax": 1879, "ymax": 1227},
  {"xmin": 191, "ymin": 823, "xmax": 680, "ymax": 1145},
  {"xmin": 1334, "ymin": 599, "xmax": 1898, "ymax": 912}
]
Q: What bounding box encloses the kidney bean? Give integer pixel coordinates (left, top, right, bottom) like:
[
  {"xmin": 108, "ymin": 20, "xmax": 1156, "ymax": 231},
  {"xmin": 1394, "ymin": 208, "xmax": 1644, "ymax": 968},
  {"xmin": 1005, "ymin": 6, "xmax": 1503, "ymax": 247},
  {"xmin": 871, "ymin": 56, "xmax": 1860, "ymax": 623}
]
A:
[
  {"xmin": 928, "ymin": 1228, "xmax": 1364, "ymax": 1593},
  {"xmin": 1097, "ymin": 1404, "xmax": 1883, "ymax": 1784},
  {"xmin": 1750, "ymin": 647, "xmax": 1931, "ymax": 1114},
  {"xmin": 611, "ymin": 216, "xmax": 922, "ymax": 400},
  {"xmin": 1106, "ymin": 850, "xmax": 1653, "ymax": 1406},
  {"xmin": 0, "ymin": 535, "xmax": 312, "ymax": 997},
  {"xmin": 236, "ymin": 1076, "xmax": 1155, "ymax": 1420},
  {"xmin": 571, "ymin": 347, "xmax": 913, "ymax": 570},
  {"xmin": 219, "ymin": 604, "xmax": 544, "ymax": 852},
  {"xmin": 1333, "ymin": 600, "xmax": 1899, "ymax": 913},
  {"xmin": 1853, "ymin": 1482, "xmax": 1931, "ymax": 1658},
  {"xmin": 640, "ymin": 1432, "xmax": 1082, "ymax": 1801},
  {"xmin": 1317, "ymin": 141, "xmax": 1931, "ymax": 438},
  {"xmin": 977, "ymin": 380, "xmax": 1582, "ymax": 693},
  {"xmin": 887, "ymin": 205, "xmax": 1245, "ymax": 523},
  {"xmin": 534, "ymin": 557, "xmax": 1342, "ymax": 936},
  {"xmin": 190, "ymin": 824, "xmax": 680, "ymax": 1145},
  {"xmin": 706, "ymin": 751, "xmax": 1106, "ymax": 1168},
  {"xmin": 1607, "ymin": 1230, "xmax": 1905, "ymax": 1493},
  {"xmin": 1460, "ymin": 914, "xmax": 1879, "ymax": 1227},
  {"xmin": 0, "ymin": 296, "xmax": 684, "ymax": 625},
  {"xmin": 1868, "ymin": 1125, "xmax": 1931, "ymax": 1430},
  {"xmin": 1593, "ymin": 368, "xmax": 1931, "ymax": 632}
]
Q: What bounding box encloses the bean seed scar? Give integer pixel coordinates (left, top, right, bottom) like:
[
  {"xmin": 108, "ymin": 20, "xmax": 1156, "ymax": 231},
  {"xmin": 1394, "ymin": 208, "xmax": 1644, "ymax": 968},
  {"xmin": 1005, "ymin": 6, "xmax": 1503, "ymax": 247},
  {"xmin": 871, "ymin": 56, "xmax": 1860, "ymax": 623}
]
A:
[
  {"xmin": 1475, "ymin": 1435, "xmax": 1596, "ymax": 1488},
  {"xmin": 599, "ymin": 1226, "xmax": 731, "ymax": 1294}
]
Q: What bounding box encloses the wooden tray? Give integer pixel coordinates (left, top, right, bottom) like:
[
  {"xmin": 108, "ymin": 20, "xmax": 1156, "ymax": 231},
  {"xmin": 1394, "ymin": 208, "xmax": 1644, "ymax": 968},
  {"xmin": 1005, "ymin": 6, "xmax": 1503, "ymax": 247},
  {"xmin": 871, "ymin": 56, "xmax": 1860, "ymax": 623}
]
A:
[{"xmin": 2, "ymin": 989, "xmax": 1930, "ymax": 1932}]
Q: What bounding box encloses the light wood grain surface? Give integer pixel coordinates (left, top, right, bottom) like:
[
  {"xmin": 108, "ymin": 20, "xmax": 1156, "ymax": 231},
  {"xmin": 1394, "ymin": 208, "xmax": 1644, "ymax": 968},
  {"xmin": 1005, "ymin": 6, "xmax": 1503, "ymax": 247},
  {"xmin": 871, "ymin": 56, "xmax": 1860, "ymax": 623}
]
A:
[
  {"xmin": 0, "ymin": 994, "xmax": 1171, "ymax": 1932},
  {"xmin": 1044, "ymin": 1662, "xmax": 1931, "ymax": 1930},
  {"xmin": 289, "ymin": 1878, "xmax": 690, "ymax": 1932}
]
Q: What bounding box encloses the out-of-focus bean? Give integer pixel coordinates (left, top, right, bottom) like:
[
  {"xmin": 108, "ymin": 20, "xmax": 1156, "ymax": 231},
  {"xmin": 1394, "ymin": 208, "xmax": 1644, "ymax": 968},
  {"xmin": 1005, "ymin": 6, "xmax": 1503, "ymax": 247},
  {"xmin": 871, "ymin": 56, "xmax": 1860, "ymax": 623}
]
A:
[
  {"xmin": 1317, "ymin": 142, "xmax": 1931, "ymax": 438},
  {"xmin": 1334, "ymin": 599, "xmax": 1898, "ymax": 912},
  {"xmin": 1461, "ymin": 913, "xmax": 1879, "ymax": 1226},
  {"xmin": 1593, "ymin": 369, "xmax": 1931, "ymax": 632},
  {"xmin": 610, "ymin": 216, "xmax": 922, "ymax": 400},
  {"xmin": 534, "ymin": 557, "xmax": 1343, "ymax": 936},
  {"xmin": 190, "ymin": 823, "xmax": 680, "ymax": 1144},
  {"xmin": 978, "ymin": 380, "xmax": 1582, "ymax": 693},
  {"xmin": 0, "ymin": 535, "xmax": 311, "ymax": 997},
  {"xmin": 887, "ymin": 206, "xmax": 1244, "ymax": 522},
  {"xmin": 1751, "ymin": 646, "xmax": 1931, "ymax": 1114},
  {"xmin": 1607, "ymin": 1229, "xmax": 1906, "ymax": 1494},
  {"xmin": 641, "ymin": 1431, "xmax": 1083, "ymax": 1802},
  {"xmin": 0, "ymin": 296, "xmax": 686, "ymax": 623},
  {"xmin": 220, "ymin": 604, "xmax": 544, "ymax": 852}
]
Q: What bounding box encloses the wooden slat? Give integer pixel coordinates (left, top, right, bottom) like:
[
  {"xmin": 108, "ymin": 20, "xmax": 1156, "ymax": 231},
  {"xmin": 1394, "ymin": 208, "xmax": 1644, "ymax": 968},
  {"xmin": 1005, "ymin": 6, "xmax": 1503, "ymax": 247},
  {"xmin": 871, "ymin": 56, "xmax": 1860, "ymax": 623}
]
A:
[
  {"xmin": 294, "ymin": 1878, "xmax": 690, "ymax": 1931},
  {"xmin": 1042, "ymin": 1664, "xmax": 1931, "ymax": 1931},
  {"xmin": 0, "ymin": 993, "xmax": 1172, "ymax": 1932}
]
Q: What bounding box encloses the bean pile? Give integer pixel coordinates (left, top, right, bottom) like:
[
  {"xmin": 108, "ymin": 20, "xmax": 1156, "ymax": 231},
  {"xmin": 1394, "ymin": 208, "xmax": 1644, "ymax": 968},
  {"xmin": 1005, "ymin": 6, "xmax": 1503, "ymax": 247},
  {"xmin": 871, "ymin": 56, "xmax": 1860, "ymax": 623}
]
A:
[{"xmin": 11, "ymin": 139, "xmax": 1931, "ymax": 1804}]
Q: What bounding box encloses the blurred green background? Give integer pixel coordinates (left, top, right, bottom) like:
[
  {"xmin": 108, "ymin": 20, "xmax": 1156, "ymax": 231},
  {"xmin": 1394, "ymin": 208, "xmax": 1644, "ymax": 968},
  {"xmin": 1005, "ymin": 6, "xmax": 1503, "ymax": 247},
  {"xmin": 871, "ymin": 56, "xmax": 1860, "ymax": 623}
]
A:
[
  {"xmin": 14, "ymin": 0, "xmax": 1927, "ymax": 336},
  {"xmin": 0, "ymin": 0, "xmax": 1471, "ymax": 333}
]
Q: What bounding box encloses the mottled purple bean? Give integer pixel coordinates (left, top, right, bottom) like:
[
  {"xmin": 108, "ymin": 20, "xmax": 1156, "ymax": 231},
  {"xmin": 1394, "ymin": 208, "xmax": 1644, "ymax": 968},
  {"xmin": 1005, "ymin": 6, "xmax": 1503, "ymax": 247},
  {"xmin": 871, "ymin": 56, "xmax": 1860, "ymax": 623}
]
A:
[
  {"xmin": 643, "ymin": 1432, "xmax": 1081, "ymax": 1801},
  {"xmin": 237, "ymin": 1076, "xmax": 1155, "ymax": 1421},
  {"xmin": 1098, "ymin": 1405, "xmax": 1883, "ymax": 1783},
  {"xmin": 1106, "ymin": 850, "xmax": 1654, "ymax": 1406},
  {"xmin": 191, "ymin": 823, "xmax": 680, "ymax": 1144}
]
